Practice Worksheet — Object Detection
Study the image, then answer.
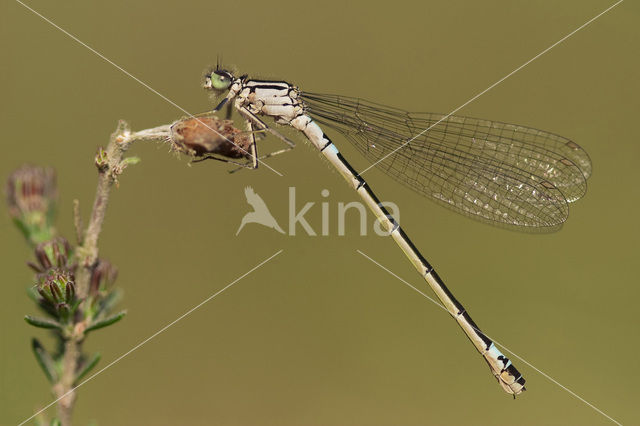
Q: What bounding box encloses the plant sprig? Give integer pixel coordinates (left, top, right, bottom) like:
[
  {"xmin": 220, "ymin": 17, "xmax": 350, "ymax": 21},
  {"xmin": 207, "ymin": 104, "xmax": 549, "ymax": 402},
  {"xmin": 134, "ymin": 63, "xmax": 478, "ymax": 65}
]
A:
[{"xmin": 8, "ymin": 113, "xmax": 244, "ymax": 425}]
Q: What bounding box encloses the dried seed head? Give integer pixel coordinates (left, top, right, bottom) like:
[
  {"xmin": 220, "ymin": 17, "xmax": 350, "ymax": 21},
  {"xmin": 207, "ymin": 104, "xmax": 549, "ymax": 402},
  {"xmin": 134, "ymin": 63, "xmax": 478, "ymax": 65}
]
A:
[{"xmin": 169, "ymin": 115, "xmax": 252, "ymax": 159}]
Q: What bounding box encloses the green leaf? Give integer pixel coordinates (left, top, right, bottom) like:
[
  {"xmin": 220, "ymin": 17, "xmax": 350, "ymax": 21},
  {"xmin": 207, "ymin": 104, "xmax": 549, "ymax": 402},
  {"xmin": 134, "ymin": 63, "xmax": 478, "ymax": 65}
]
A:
[
  {"xmin": 30, "ymin": 227, "xmax": 55, "ymax": 246},
  {"xmin": 12, "ymin": 217, "xmax": 31, "ymax": 242},
  {"xmin": 99, "ymin": 288, "xmax": 123, "ymax": 313},
  {"xmin": 24, "ymin": 315, "xmax": 62, "ymax": 330},
  {"xmin": 27, "ymin": 285, "xmax": 40, "ymax": 302},
  {"xmin": 31, "ymin": 338, "xmax": 58, "ymax": 384},
  {"xmin": 70, "ymin": 298, "xmax": 82, "ymax": 315},
  {"xmin": 57, "ymin": 303, "xmax": 71, "ymax": 323},
  {"xmin": 50, "ymin": 418, "xmax": 62, "ymax": 426},
  {"xmin": 74, "ymin": 352, "xmax": 101, "ymax": 384},
  {"xmin": 85, "ymin": 311, "xmax": 126, "ymax": 333}
]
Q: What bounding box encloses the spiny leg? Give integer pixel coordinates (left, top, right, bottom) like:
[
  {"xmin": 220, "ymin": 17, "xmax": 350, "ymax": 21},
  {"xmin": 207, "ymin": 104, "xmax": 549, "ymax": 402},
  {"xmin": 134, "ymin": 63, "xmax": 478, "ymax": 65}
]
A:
[
  {"xmin": 237, "ymin": 106, "xmax": 296, "ymax": 149},
  {"xmin": 191, "ymin": 155, "xmax": 255, "ymax": 169},
  {"xmin": 228, "ymin": 146, "xmax": 297, "ymax": 174},
  {"xmin": 224, "ymin": 101, "xmax": 233, "ymax": 120},
  {"xmin": 213, "ymin": 95, "xmax": 230, "ymax": 112},
  {"xmin": 226, "ymin": 107, "xmax": 297, "ymax": 173},
  {"xmin": 246, "ymin": 118, "xmax": 259, "ymax": 169}
]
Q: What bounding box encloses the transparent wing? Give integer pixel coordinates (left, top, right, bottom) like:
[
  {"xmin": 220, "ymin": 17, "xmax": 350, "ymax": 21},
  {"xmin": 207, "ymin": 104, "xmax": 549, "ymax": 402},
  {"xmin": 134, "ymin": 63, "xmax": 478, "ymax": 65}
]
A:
[{"xmin": 302, "ymin": 92, "xmax": 592, "ymax": 231}]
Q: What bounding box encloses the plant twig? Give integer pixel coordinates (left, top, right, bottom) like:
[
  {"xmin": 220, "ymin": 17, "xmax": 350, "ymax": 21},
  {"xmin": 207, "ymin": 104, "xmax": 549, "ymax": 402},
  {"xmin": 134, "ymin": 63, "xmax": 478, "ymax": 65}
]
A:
[
  {"xmin": 72, "ymin": 200, "xmax": 84, "ymax": 245},
  {"xmin": 16, "ymin": 113, "xmax": 236, "ymax": 425},
  {"xmin": 74, "ymin": 121, "xmax": 171, "ymax": 298},
  {"xmin": 54, "ymin": 121, "xmax": 171, "ymax": 426},
  {"xmin": 53, "ymin": 340, "xmax": 79, "ymax": 426}
]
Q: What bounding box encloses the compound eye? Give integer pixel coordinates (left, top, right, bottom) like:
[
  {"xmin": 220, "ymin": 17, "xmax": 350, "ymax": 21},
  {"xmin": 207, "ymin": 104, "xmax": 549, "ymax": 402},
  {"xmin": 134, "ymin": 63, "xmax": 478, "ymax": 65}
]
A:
[{"xmin": 212, "ymin": 72, "xmax": 232, "ymax": 90}]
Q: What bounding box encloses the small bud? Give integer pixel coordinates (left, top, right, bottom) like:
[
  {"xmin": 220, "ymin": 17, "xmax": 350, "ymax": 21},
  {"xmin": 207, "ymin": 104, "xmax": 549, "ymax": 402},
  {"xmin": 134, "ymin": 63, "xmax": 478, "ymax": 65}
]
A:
[
  {"xmin": 37, "ymin": 269, "xmax": 77, "ymax": 319},
  {"xmin": 28, "ymin": 237, "xmax": 73, "ymax": 273},
  {"xmin": 6, "ymin": 165, "xmax": 57, "ymax": 244},
  {"xmin": 95, "ymin": 147, "xmax": 109, "ymax": 171},
  {"xmin": 89, "ymin": 259, "xmax": 118, "ymax": 297},
  {"xmin": 169, "ymin": 115, "xmax": 252, "ymax": 159}
]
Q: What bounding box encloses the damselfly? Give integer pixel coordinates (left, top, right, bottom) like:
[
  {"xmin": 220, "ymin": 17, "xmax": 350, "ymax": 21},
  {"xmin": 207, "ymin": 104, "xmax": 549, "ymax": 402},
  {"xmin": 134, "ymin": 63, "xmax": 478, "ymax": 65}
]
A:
[{"xmin": 201, "ymin": 66, "xmax": 591, "ymax": 396}]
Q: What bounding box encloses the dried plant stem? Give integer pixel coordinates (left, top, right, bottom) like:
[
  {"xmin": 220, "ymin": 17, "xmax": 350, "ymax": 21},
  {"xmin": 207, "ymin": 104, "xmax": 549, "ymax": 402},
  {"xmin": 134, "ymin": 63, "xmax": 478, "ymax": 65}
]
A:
[
  {"xmin": 72, "ymin": 200, "xmax": 84, "ymax": 246},
  {"xmin": 55, "ymin": 121, "xmax": 171, "ymax": 426},
  {"xmin": 75, "ymin": 121, "xmax": 171, "ymax": 297},
  {"xmin": 54, "ymin": 340, "xmax": 78, "ymax": 426}
]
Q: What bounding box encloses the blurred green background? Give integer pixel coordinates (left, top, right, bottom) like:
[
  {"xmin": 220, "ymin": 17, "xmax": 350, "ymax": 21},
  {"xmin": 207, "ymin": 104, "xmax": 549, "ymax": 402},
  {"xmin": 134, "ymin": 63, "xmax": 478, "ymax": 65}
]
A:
[{"xmin": 1, "ymin": 0, "xmax": 638, "ymax": 424}]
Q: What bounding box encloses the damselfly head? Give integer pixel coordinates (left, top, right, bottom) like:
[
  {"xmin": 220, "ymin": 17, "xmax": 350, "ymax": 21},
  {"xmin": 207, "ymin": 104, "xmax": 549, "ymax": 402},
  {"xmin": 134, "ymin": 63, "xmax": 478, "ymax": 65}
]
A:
[{"xmin": 203, "ymin": 68, "xmax": 234, "ymax": 93}]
